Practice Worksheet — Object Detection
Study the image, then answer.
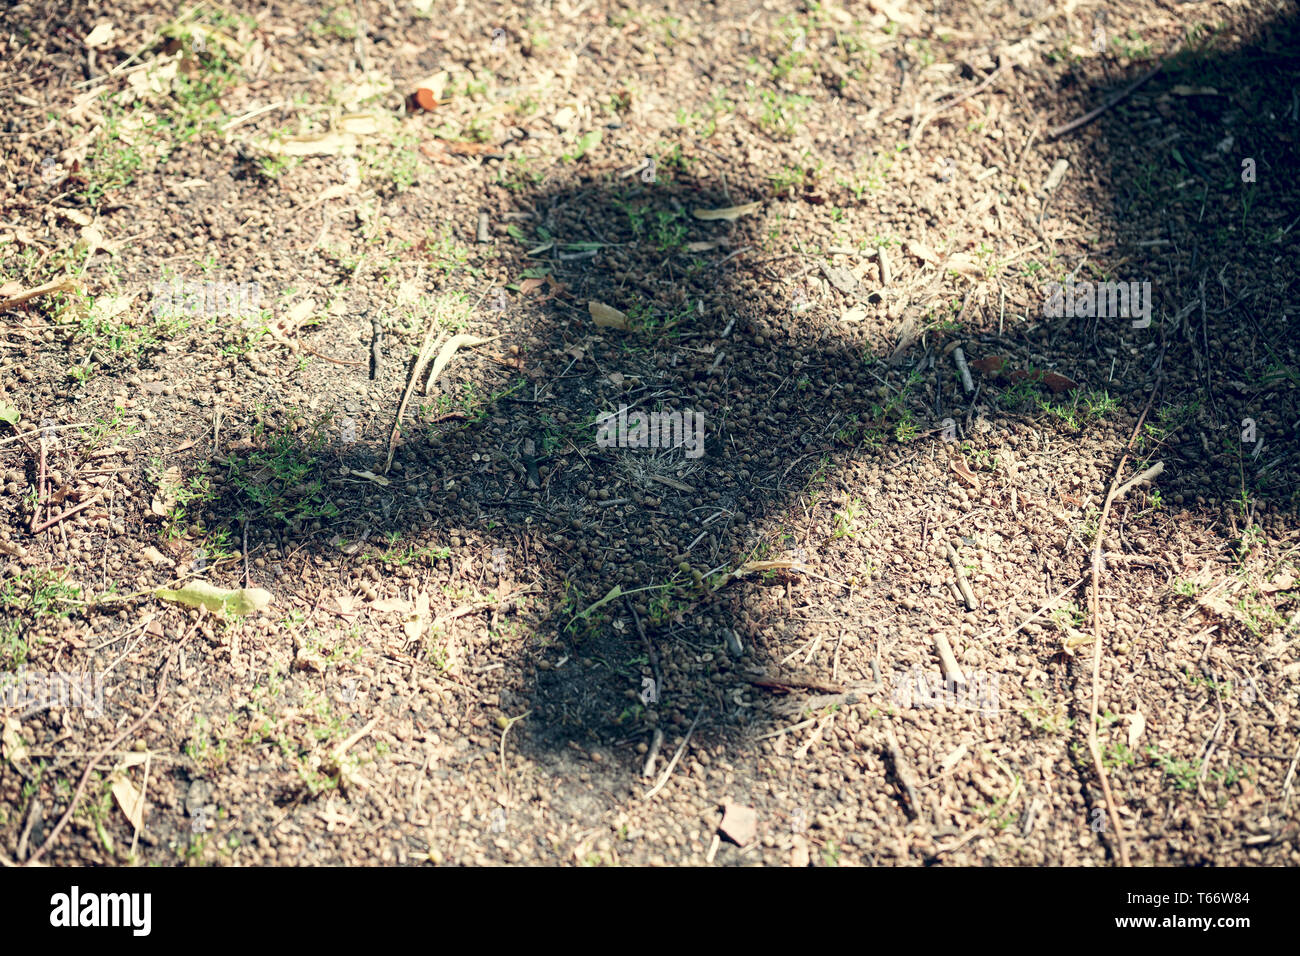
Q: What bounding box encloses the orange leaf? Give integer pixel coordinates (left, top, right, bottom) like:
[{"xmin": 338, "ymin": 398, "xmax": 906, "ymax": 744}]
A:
[{"xmin": 970, "ymin": 355, "xmax": 1005, "ymax": 374}]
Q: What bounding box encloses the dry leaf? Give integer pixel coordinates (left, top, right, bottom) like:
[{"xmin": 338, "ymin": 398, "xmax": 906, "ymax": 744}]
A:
[
  {"xmin": 588, "ymin": 301, "xmax": 629, "ymax": 330},
  {"xmin": 950, "ymin": 456, "xmax": 981, "ymax": 491},
  {"xmin": 1127, "ymin": 711, "xmax": 1147, "ymax": 750},
  {"xmin": 425, "ymin": 333, "xmax": 502, "ymax": 395},
  {"xmin": 346, "ymin": 469, "xmax": 390, "ymax": 486},
  {"xmin": 369, "ymin": 597, "xmax": 410, "ymax": 613},
  {"xmin": 111, "ymin": 774, "xmax": 145, "ymax": 831},
  {"xmin": 693, "ymin": 201, "xmax": 762, "ymax": 221},
  {"xmin": 970, "ymin": 355, "xmax": 1006, "ymax": 374},
  {"xmin": 150, "ymin": 465, "xmax": 182, "ymax": 517},
  {"xmin": 85, "ymin": 23, "xmax": 116, "ymax": 47},
  {"xmin": 155, "ymin": 581, "xmax": 272, "ymax": 616},
  {"xmin": 907, "ymin": 241, "xmax": 939, "ymax": 262},
  {"xmin": 839, "ymin": 305, "xmax": 868, "ymax": 324},
  {"xmin": 1, "ymin": 716, "xmax": 28, "ymax": 768},
  {"xmin": 403, "ymin": 591, "xmax": 430, "ymax": 641}
]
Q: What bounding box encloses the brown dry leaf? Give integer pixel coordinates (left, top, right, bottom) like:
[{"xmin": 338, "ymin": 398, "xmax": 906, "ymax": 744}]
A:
[
  {"xmin": 588, "ymin": 301, "xmax": 629, "ymax": 330},
  {"xmin": 173, "ymin": 438, "xmax": 196, "ymax": 452},
  {"xmin": 445, "ymin": 141, "xmax": 502, "ymax": 156},
  {"xmin": 411, "ymin": 71, "xmax": 449, "ymax": 111},
  {"xmin": 1039, "ymin": 371, "xmax": 1079, "ymax": 394},
  {"xmin": 950, "ymin": 455, "xmax": 981, "ymax": 492},
  {"xmin": 692, "ymin": 201, "xmax": 761, "ymax": 221},
  {"xmin": 424, "ymin": 333, "xmax": 502, "ymax": 395},
  {"xmin": 518, "ymin": 277, "xmax": 547, "ymax": 295},
  {"xmin": 111, "ymin": 773, "xmax": 146, "ymax": 831},
  {"xmin": 1009, "ymin": 369, "xmax": 1079, "ymax": 394},
  {"xmin": 970, "ymin": 355, "xmax": 1006, "ymax": 374}
]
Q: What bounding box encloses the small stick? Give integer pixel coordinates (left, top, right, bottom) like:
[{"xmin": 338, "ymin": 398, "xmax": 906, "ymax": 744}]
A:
[
  {"xmin": 1047, "ymin": 62, "xmax": 1163, "ymax": 139},
  {"xmin": 884, "ymin": 725, "xmax": 922, "ymax": 820},
  {"xmin": 952, "ymin": 346, "xmax": 974, "ymax": 394},
  {"xmin": 1086, "ymin": 388, "xmax": 1160, "ymax": 868},
  {"xmin": 741, "ymin": 670, "xmax": 845, "ymax": 694},
  {"xmin": 878, "ymin": 245, "xmax": 892, "ymax": 287},
  {"xmin": 30, "ymin": 430, "xmax": 47, "ymax": 532},
  {"xmin": 0, "ymin": 274, "xmax": 78, "ymax": 311},
  {"xmin": 30, "ymin": 494, "xmax": 100, "ymax": 534},
  {"xmin": 933, "ymin": 632, "xmax": 967, "ymax": 686},
  {"xmin": 642, "ymin": 727, "xmax": 664, "ymax": 779},
  {"xmin": 643, "ymin": 704, "xmax": 704, "ymax": 800},
  {"xmin": 624, "ymin": 594, "xmax": 663, "ymax": 703},
  {"xmin": 1113, "ymin": 461, "xmax": 1164, "ymax": 501},
  {"xmin": 945, "ymin": 541, "xmax": 978, "ymax": 610},
  {"xmin": 476, "ymin": 210, "xmax": 491, "ymax": 244},
  {"xmin": 384, "ymin": 317, "xmax": 446, "ymax": 474}
]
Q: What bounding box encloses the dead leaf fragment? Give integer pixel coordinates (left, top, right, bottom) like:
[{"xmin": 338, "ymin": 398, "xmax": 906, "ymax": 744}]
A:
[
  {"xmin": 111, "ymin": 774, "xmax": 146, "ymax": 831},
  {"xmin": 150, "ymin": 466, "xmax": 182, "ymax": 517},
  {"xmin": 1127, "ymin": 711, "xmax": 1147, "ymax": 750},
  {"xmin": 693, "ymin": 201, "xmax": 761, "ymax": 221},
  {"xmin": 403, "ymin": 591, "xmax": 430, "ymax": 641},
  {"xmin": 588, "ymin": 301, "xmax": 630, "ymax": 330},
  {"xmin": 950, "ymin": 455, "xmax": 981, "ymax": 492},
  {"xmin": 425, "ymin": 333, "xmax": 502, "ymax": 394},
  {"xmin": 155, "ymin": 581, "xmax": 272, "ymax": 617},
  {"xmin": 85, "ymin": 23, "xmax": 116, "ymax": 48}
]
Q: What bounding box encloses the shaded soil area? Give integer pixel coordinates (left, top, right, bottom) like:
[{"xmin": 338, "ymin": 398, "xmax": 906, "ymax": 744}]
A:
[{"xmin": 1, "ymin": 0, "xmax": 1299, "ymax": 866}]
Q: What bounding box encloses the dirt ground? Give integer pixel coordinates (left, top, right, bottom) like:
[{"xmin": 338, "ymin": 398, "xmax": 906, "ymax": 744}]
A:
[{"xmin": 1, "ymin": 0, "xmax": 1299, "ymax": 867}]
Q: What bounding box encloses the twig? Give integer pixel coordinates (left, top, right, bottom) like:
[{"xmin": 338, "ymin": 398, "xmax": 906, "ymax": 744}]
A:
[
  {"xmin": 384, "ymin": 316, "xmax": 446, "ymax": 474},
  {"xmin": 30, "ymin": 430, "xmax": 47, "ymax": 533},
  {"xmin": 642, "ymin": 727, "xmax": 664, "ymax": 779},
  {"xmin": 1086, "ymin": 388, "xmax": 1160, "ymax": 868},
  {"xmin": 25, "ymin": 624, "xmax": 193, "ymax": 866},
  {"xmin": 1048, "ymin": 62, "xmax": 1163, "ymax": 139},
  {"xmin": 624, "ymin": 595, "xmax": 663, "ymax": 702},
  {"xmin": 932, "ymin": 632, "xmax": 967, "ymax": 686},
  {"xmin": 0, "ymin": 275, "xmax": 78, "ymax": 311},
  {"xmin": 945, "ymin": 541, "xmax": 978, "ymax": 610},
  {"xmin": 741, "ymin": 670, "xmax": 845, "ymax": 694},
  {"xmin": 643, "ymin": 705, "xmax": 704, "ymax": 800},
  {"xmin": 29, "ymin": 494, "xmax": 101, "ymax": 534},
  {"xmin": 884, "ymin": 724, "xmax": 922, "ymax": 820}
]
